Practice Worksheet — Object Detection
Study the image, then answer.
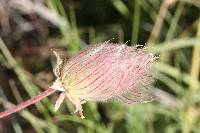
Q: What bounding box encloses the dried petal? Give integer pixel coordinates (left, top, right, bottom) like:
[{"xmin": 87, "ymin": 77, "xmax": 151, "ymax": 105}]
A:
[{"xmin": 54, "ymin": 92, "xmax": 66, "ymax": 111}]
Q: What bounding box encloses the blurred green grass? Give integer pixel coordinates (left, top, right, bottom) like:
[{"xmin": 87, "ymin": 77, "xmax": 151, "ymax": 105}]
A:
[{"xmin": 0, "ymin": 0, "xmax": 200, "ymax": 132}]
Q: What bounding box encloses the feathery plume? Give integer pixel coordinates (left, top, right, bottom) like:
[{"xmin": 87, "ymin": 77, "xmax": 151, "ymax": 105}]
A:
[{"xmin": 51, "ymin": 43, "xmax": 156, "ymax": 118}]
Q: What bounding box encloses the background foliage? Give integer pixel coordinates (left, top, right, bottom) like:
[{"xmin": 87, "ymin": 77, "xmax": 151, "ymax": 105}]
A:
[{"xmin": 0, "ymin": 0, "xmax": 200, "ymax": 132}]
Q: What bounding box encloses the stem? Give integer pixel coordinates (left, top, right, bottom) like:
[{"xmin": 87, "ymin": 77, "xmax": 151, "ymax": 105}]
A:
[
  {"xmin": 131, "ymin": 0, "xmax": 140, "ymax": 44},
  {"xmin": 0, "ymin": 88, "xmax": 56, "ymax": 119},
  {"xmin": 147, "ymin": 0, "xmax": 176, "ymax": 45}
]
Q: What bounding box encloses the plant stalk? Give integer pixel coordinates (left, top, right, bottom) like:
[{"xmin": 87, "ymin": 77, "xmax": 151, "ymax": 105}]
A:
[{"xmin": 0, "ymin": 88, "xmax": 56, "ymax": 119}]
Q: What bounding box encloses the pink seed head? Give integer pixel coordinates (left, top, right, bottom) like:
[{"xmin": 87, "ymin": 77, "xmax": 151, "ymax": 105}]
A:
[
  {"xmin": 54, "ymin": 43, "xmax": 155, "ymax": 102},
  {"xmin": 51, "ymin": 43, "xmax": 156, "ymax": 118}
]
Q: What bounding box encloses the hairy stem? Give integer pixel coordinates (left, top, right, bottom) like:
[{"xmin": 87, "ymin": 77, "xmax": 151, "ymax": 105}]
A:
[{"xmin": 0, "ymin": 88, "xmax": 56, "ymax": 119}]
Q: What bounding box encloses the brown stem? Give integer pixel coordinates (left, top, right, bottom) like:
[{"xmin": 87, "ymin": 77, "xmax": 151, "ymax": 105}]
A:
[{"xmin": 0, "ymin": 88, "xmax": 56, "ymax": 119}]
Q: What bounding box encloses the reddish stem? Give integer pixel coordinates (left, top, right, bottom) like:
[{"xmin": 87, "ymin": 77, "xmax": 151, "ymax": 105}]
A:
[{"xmin": 0, "ymin": 88, "xmax": 56, "ymax": 119}]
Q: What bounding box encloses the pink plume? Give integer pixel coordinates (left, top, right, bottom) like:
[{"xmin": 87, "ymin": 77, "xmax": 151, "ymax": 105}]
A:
[{"xmin": 51, "ymin": 43, "xmax": 156, "ymax": 118}]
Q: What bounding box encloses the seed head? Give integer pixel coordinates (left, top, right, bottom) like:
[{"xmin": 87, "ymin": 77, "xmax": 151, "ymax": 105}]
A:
[{"xmin": 51, "ymin": 43, "xmax": 156, "ymax": 118}]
